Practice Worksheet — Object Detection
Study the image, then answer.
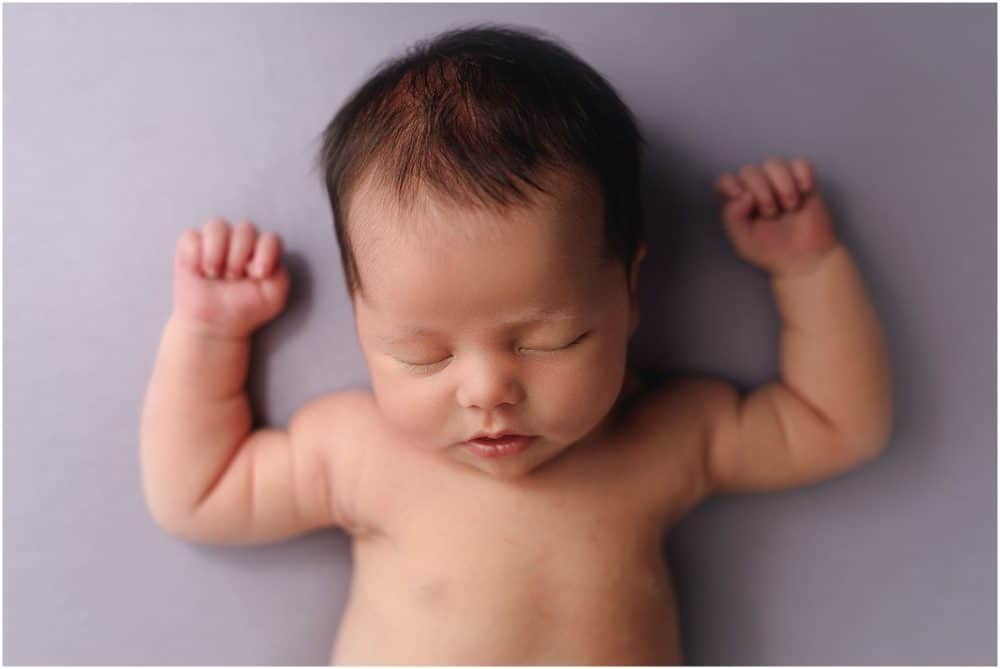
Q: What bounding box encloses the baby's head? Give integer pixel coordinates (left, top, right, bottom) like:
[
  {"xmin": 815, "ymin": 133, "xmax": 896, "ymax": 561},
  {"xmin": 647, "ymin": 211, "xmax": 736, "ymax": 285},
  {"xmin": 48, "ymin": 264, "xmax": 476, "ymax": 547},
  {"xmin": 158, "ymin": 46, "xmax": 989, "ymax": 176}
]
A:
[{"xmin": 316, "ymin": 24, "xmax": 647, "ymax": 479}]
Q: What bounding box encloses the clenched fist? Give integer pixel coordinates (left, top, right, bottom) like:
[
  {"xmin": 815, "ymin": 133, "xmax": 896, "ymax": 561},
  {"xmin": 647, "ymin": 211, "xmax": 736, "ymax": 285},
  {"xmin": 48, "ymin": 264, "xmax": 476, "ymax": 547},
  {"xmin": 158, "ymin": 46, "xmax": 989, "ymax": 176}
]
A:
[
  {"xmin": 171, "ymin": 217, "xmax": 290, "ymax": 339},
  {"xmin": 714, "ymin": 157, "xmax": 839, "ymax": 278}
]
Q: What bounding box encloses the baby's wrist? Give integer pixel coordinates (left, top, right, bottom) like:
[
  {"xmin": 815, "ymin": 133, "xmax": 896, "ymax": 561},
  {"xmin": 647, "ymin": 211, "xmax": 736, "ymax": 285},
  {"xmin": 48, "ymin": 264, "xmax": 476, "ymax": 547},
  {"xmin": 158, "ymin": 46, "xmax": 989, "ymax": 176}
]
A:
[
  {"xmin": 770, "ymin": 240, "xmax": 845, "ymax": 281},
  {"xmin": 167, "ymin": 312, "xmax": 253, "ymax": 344}
]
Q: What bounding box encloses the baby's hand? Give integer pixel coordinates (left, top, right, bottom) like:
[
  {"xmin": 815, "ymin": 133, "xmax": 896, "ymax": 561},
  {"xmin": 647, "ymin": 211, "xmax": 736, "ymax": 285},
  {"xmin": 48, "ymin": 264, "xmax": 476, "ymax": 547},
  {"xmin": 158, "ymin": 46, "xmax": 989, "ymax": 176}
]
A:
[
  {"xmin": 171, "ymin": 217, "xmax": 290, "ymax": 339},
  {"xmin": 714, "ymin": 157, "xmax": 838, "ymax": 277}
]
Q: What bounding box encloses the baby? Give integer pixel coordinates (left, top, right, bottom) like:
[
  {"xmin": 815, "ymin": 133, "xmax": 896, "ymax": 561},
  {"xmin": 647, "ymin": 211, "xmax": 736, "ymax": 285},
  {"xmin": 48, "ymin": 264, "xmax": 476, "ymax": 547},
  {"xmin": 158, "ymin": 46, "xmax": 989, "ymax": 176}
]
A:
[{"xmin": 140, "ymin": 25, "xmax": 893, "ymax": 664}]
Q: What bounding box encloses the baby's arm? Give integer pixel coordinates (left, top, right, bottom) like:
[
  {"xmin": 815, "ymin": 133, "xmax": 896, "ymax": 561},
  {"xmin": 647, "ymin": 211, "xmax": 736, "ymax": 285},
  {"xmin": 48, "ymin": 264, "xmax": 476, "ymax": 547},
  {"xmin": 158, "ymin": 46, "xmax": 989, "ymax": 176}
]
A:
[
  {"xmin": 678, "ymin": 159, "xmax": 893, "ymax": 493},
  {"xmin": 140, "ymin": 218, "xmax": 352, "ymax": 544}
]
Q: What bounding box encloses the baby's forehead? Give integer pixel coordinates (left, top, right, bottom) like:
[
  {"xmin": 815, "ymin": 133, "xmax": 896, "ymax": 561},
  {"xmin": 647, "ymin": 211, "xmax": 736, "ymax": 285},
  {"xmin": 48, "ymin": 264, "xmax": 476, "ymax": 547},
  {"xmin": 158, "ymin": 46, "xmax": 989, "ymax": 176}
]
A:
[
  {"xmin": 353, "ymin": 213, "xmax": 611, "ymax": 324},
  {"xmin": 354, "ymin": 189, "xmax": 602, "ymax": 277},
  {"xmin": 354, "ymin": 204, "xmax": 601, "ymax": 284}
]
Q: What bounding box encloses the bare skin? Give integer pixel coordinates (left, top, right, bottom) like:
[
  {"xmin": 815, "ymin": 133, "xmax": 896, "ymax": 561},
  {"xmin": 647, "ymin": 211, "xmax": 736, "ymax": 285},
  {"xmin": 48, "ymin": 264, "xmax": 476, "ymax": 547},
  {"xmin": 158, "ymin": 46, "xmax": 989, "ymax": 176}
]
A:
[
  {"xmin": 140, "ymin": 158, "xmax": 893, "ymax": 664},
  {"xmin": 327, "ymin": 367, "xmax": 704, "ymax": 664}
]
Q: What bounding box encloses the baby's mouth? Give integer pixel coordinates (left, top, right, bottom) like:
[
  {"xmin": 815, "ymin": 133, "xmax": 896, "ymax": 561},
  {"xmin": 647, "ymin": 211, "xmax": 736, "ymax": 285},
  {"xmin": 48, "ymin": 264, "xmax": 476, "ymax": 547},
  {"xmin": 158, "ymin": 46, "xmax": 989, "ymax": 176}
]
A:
[{"xmin": 461, "ymin": 435, "xmax": 537, "ymax": 458}]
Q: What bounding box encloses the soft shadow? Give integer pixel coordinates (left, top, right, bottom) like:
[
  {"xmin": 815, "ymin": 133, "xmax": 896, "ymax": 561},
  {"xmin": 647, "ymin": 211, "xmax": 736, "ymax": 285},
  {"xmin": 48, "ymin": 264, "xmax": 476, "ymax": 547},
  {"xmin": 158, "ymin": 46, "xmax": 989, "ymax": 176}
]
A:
[
  {"xmin": 245, "ymin": 251, "xmax": 314, "ymax": 425},
  {"xmin": 633, "ymin": 134, "xmax": 780, "ymax": 663}
]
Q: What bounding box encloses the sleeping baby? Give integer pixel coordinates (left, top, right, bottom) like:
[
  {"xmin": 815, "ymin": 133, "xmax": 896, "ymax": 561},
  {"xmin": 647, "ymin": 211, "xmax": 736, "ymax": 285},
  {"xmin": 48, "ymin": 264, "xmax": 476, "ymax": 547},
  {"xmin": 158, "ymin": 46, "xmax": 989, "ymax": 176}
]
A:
[{"xmin": 140, "ymin": 23, "xmax": 893, "ymax": 664}]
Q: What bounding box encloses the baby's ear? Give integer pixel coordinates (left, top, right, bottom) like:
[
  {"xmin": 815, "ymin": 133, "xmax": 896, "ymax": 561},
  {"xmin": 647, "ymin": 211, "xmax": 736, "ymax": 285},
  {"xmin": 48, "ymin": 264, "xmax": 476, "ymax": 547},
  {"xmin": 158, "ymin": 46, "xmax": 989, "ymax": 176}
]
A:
[
  {"xmin": 628, "ymin": 243, "xmax": 646, "ymax": 337},
  {"xmin": 628, "ymin": 243, "xmax": 647, "ymax": 296}
]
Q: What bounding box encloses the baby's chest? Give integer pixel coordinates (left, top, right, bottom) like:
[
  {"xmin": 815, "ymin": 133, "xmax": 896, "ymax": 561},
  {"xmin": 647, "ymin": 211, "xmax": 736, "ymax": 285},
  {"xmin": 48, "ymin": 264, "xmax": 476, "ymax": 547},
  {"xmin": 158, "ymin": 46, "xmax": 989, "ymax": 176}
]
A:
[
  {"xmin": 365, "ymin": 482, "xmax": 670, "ymax": 614},
  {"xmin": 346, "ymin": 498, "xmax": 681, "ymax": 664}
]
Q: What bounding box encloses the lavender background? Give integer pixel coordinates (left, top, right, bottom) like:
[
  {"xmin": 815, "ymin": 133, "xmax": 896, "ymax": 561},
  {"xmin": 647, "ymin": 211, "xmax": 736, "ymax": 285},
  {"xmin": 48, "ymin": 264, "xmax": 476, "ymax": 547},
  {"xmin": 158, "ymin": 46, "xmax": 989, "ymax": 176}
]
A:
[{"xmin": 4, "ymin": 3, "xmax": 996, "ymax": 664}]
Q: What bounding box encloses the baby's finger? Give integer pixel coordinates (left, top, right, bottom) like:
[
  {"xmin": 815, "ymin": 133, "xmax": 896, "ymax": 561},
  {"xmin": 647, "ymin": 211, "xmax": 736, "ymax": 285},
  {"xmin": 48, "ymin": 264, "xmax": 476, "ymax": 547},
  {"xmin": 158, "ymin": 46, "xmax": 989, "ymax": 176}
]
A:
[
  {"xmin": 721, "ymin": 191, "xmax": 755, "ymax": 233},
  {"xmin": 761, "ymin": 158, "xmax": 800, "ymax": 209},
  {"xmin": 225, "ymin": 220, "xmax": 258, "ymax": 280},
  {"xmin": 248, "ymin": 232, "xmax": 283, "ymax": 279},
  {"xmin": 175, "ymin": 229, "xmax": 204, "ymax": 277},
  {"xmin": 721, "ymin": 192, "xmax": 759, "ymax": 259},
  {"xmin": 714, "ymin": 173, "xmax": 745, "ymax": 200},
  {"xmin": 738, "ymin": 164, "xmax": 780, "ymax": 218},
  {"xmin": 789, "ymin": 158, "xmax": 814, "ymax": 193},
  {"xmin": 201, "ymin": 217, "xmax": 231, "ymax": 278}
]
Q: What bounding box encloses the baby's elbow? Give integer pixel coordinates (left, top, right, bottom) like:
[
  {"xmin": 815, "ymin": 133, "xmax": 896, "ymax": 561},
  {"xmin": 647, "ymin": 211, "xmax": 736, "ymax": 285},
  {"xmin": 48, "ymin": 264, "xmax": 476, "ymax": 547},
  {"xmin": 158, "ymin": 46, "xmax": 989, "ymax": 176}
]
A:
[
  {"xmin": 862, "ymin": 371, "xmax": 896, "ymax": 460},
  {"xmin": 147, "ymin": 504, "xmax": 217, "ymax": 545},
  {"xmin": 840, "ymin": 409, "xmax": 894, "ymax": 466},
  {"xmin": 151, "ymin": 517, "xmax": 228, "ymax": 546},
  {"xmin": 148, "ymin": 504, "xmax": 192, "ymax": 540}
]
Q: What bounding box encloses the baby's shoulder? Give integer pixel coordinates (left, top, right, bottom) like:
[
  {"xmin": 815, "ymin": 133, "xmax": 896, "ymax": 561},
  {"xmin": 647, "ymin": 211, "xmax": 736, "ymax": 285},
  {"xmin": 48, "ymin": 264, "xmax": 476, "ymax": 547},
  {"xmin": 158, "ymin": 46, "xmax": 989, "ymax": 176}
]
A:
[
  {"xmin": 622, "ymin": 370, "xmax": 709, "ymax": 438},
  {"xmin": 299, "ymin": 388, "xmax": 402, "ymax": 539},
  {"xmin": 318, "ymin": 389, "xmax": 450, "ymax": 540},
  {"xmin": 611, "ymin": 371, "xmax": 713, "ymax": 521}
]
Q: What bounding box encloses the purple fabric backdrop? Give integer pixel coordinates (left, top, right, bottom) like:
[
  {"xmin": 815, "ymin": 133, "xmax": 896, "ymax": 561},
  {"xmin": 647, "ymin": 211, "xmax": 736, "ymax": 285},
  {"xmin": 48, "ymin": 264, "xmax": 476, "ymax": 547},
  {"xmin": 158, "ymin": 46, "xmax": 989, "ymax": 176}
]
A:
[{"xmin": 3, "ymin": 3, "xmax": 995, "ymax": 664}]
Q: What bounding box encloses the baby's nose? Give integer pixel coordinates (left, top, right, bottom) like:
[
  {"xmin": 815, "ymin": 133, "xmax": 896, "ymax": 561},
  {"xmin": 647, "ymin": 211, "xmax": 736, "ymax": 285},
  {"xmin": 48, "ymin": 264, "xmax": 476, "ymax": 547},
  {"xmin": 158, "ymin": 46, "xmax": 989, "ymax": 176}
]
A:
[{"xmin": 456, "ymin": 362, "xmax": 524, "ymax": 410}]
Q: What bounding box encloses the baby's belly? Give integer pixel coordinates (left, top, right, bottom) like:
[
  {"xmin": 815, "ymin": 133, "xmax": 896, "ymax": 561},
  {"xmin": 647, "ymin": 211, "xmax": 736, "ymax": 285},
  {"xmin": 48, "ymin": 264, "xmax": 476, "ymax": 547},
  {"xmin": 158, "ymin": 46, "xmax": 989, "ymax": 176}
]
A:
[{"xmin": 330, "ymin": 538, "xmax": 682, "ymax": 665}]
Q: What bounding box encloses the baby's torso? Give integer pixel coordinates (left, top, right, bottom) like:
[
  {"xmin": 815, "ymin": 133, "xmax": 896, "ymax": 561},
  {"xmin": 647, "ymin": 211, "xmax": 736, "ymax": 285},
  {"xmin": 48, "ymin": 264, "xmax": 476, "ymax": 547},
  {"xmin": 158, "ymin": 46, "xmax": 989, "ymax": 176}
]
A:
[{"xmin": 330, "ymin": 371, "xmax": 707, "ymax": 664}]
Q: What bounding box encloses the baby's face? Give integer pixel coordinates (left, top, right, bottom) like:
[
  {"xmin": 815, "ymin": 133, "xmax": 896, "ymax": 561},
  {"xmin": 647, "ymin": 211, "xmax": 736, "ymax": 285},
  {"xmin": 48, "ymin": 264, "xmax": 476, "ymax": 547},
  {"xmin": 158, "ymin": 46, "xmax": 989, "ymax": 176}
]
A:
[{"xmin": 350, "ymin": 171, "xmax": 642, "ymax": 480}]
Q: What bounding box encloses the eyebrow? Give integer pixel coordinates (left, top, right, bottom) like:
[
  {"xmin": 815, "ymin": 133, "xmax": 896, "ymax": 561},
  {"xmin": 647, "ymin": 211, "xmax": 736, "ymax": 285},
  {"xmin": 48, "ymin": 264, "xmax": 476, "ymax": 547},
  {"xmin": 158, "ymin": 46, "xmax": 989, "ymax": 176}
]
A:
[{"xmin": 376, "ymin": 307, "xmax": 581, "ymax": 344}]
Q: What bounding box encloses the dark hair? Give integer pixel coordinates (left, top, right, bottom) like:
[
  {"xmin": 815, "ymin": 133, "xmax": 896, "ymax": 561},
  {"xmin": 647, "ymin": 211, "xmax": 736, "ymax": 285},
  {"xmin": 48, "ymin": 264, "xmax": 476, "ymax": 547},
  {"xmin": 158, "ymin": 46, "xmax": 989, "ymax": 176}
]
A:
[{"xmin": 315, "ymin": 22, "xmax": 646, "ymax": 299}]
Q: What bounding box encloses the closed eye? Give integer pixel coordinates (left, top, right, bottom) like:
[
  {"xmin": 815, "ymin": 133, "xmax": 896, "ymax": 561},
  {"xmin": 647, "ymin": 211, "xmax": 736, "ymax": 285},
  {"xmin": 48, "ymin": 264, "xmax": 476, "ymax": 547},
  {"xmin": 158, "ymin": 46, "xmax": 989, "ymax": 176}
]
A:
[
  {"xmin": 396, "ymin": 331, "xmax": 592, "ymax": 371},
  {"xmin": 520, "ymin": 330, "xmax": 591, "ymax": 353},
  {"xmin": 397, "ymin": 356, "xmax": 451, "ymax": 370}
]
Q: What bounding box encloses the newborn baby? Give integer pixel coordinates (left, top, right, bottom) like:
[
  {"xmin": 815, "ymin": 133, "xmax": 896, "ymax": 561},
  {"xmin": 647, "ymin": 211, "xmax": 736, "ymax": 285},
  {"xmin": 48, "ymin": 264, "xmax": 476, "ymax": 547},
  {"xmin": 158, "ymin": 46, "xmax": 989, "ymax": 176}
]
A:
[{"xmin": 140, "ymin": 25, "xmax": 893, "ymax": 664}]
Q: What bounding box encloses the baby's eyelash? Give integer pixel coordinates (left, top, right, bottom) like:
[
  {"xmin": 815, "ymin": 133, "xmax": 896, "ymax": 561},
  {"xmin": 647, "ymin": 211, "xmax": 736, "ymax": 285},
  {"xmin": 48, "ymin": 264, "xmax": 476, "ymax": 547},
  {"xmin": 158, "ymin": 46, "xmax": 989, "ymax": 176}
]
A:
[
  {"xmin": 397, "ymin": 331, "xmax": 592, "ymax": 373},
  {"xmin": 401, "ymin": 357, "xmax": 451, "ymax": 371},
  {"xmin": 522, "ymin": 330, "xmax": 591, "ymax": 352}
]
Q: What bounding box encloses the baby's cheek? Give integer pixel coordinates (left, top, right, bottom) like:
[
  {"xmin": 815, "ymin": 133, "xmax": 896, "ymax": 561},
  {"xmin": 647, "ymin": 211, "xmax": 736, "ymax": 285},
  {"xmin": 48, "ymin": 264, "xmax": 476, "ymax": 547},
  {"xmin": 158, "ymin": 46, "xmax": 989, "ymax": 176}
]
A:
[
  {"xmin": 375, "ymin": 376, "xmax": 447, "ymax": 441},
  {"xmin": 539, "ymin": 355, "xmax": 623, "ymax": 439}
]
